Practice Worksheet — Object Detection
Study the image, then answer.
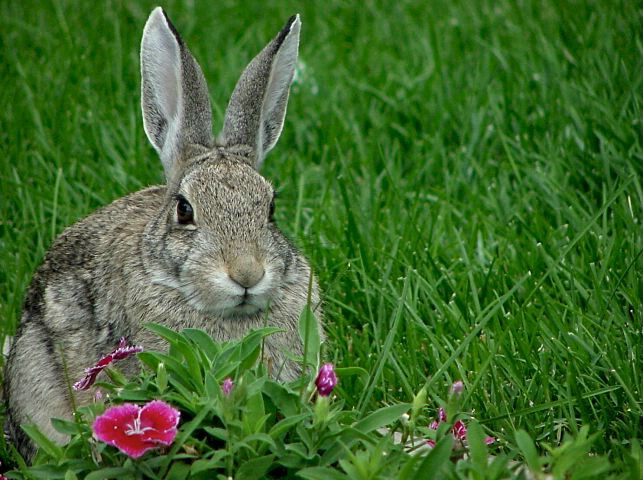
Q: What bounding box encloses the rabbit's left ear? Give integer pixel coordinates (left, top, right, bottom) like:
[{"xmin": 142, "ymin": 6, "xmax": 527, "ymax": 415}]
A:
[
  {"xmin": 141, "ymin": 7, "xmax": 214, "ymax": 179},
  {"xmin": 219, "ymin": 15, "xmax": 301, "ymax": 170}
]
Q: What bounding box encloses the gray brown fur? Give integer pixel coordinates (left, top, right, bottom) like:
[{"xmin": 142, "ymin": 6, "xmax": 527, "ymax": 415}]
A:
[{"xmin": 5, "ymin": 8, "xmax": 321, "ymax": 461}]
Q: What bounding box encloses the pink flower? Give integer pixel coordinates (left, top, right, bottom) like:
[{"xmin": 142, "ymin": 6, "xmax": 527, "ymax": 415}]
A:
[
  {"xmin": 74, "ymin": 337, "xmax": 143, "ymax": 391},
  {"xmin": 315, "ymin": 363, "xmax": 337, "ymax": 397},
  {"xmin": 427, "ymin": 408, "xmax": 495, "ymax": 447},
  {"xmin": 222, "ymin": 377, "xmax": 233, "ymax": 396},
  {"xmin": 93, "ymin": 400, "xmax": 180, "ymax": 458}
]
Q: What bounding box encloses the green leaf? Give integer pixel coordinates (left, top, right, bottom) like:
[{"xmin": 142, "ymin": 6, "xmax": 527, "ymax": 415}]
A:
[
  {"xmin": 411, "ymin": 386, "xmax": 427, "ymax": 420},
  {"xmin": 263, "ymin": 379, "xmax": 301, "ymax": 417},
  {"xmin": 415, "ymin": 435, "xmax": 454, "ymax": 477},
  {"xmin": 190, "ymin": 450, "xmax": 228, "ymax": 474},
  {"xmin": 298, "ymin": 305, "xmax": 321, "ymax": 370},
  {"xmin": 84, "ymin": 467, "xmax": 134, "ymax": 480},
  {"xmin": 205, "ymin": 370, "xmax": 221, "ymax": 399},
  {"xmin": 159, "ymin": 402, "xmax": 213, "ymax": 477},
  {"xmin": 169, "ymin": 339, "xmax": 204, "ymax": 392},
  {"xmin": 515, "ymin": 430, "xmax": 541, "ymax": 473},
  {"xmin": 238, "ymin": 432, "xmax": 277, "ymax": 450},
  {"xmin": 243, "ymin": 389, "xmax": 267, "ymax": 436},
  {"xmin": 269, "ymin": 413, "xmax": 311, "ymax": 440},
  {"xmin": 144, "ymin": 322, "xmax": 186, "ymax": 347},
  {"xmin": 64, "ymin": 470, "xmax": 79, "ymax": 480},
  {"xmin": 319, "ymin": 427, "xmax": 381, "ymax": 465},
  {"xmin": 625, "ymin": 441, "xmax": 643, "ymax": 480},
  {"xmin": 102, "ymin": 366, "xmax": 128, "ymax": 387},
  {"xmin": 212, "ymin": 327, "xmax": 282, "ymax": 377},
  {"xmin": 50, "ymin": 417, "xmax": 82, "ymax": 436},
  {"xmin": 203, "ymin": 426, "xmax": 228, "ymax": 441},
  {"xmin": 21, "ymin": 423, "xmax": 63, "ymax": 460},
  {"xmin": 235, "ymin": 454, "xmax": 275, "ymax": 480},
  {"xmin": 165, "ymin": 461, "xmax": 191, "ymax": 480},
  {"xmin": 397, "ymin": 453, "xmax": 423, "ymax": 480},
  {"xmin": 114, "ymin": 389, "xmax": 153, "ymax": 401},
  {"xmin": 296, "ymin": 466, "xmax": 349, "ymax": 480},
  {"xmin": 353, "ymin": 403, "xmax": 411, "ymax": 434},
  {"xmin": 182, "ymin": 328, "xmax": 220, "ymax": 359},
  {"xmin": 138, "ymin": 352, "xmax": 195, "ymax": 391},
  {"xmin": 569, "ymin": 456, "xmax": 612, "ymax": 479},
  {"xmin": 137, "ymin": 351, "xmax": 161, "ymax": 370},
  {"xmin": 25, "ymin": 464, "xmax": 72, "ymax": 479},
  {"xmin": 466, "ymin": 420, "xmax": 488, "ymax": 469},
  {"xmin": 334, "ymin": 366, "xmax": 369, "ymax": 381}
]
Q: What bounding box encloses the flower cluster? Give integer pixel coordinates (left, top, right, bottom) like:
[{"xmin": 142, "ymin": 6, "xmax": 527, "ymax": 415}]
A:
[
  {"xmin": 74, "ymin": 337, "xmax": 143, "ymax": 391},
  {"xmin": 93, "ymin": 400, "xmax": 180, "ymax": 458},
  {"xmin": 427, "ymin": 407, "xmax": 495, "ymax": 448}
]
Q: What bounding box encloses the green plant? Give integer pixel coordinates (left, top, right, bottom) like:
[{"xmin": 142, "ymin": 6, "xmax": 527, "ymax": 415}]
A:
[{"xmin": 4, "ymin": 319, "xmax": 623, "ymax": 479}]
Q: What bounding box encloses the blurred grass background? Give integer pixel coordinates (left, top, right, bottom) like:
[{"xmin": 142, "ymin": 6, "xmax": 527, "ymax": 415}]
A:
[{"xmin": 0, "ymin": 0, "xmax": 641, "ymax": 469}]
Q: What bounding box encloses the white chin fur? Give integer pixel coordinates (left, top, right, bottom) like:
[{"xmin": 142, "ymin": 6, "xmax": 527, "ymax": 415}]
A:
[{"xmin": 183, "ymin": 292, "xmax": 269, "ymax": 318}]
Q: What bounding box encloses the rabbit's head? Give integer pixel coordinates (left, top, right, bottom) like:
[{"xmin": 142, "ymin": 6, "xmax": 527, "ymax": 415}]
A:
[{"xmin": 139, "ymin": 8, "xmax": 307, "ymax": 318}]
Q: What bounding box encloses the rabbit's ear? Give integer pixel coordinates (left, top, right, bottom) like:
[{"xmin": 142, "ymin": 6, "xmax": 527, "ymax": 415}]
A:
[
  {"xmin": 141, "ymin": 7, "xmax": 214, "ymax": 179},
  {"xmin": 219, "ymin": 15, "xmax": 300, "ymax": 169}
]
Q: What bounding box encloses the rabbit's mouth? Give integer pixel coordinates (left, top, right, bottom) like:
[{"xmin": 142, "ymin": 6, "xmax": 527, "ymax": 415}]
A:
[
  {"xmin": 181, "ymin": 284, "xmax": 273, "ymax": 318},
  {"xmin": 230, "ymin": 298, "xmax": 265, "ymax": 316},
  {"xmin": 172, "ymin": 263, "xmax": 280, "ymax": 318}
]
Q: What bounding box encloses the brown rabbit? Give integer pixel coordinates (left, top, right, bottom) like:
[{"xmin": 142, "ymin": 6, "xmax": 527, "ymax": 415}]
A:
[{"xmin": 5, "ymin": 7, "xmax": 322, "ymax": 460}]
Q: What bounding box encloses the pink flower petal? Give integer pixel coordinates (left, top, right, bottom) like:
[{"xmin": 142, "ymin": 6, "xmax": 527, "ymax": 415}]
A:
[
  {"xmin": 93, "ymin": 404, "xmax": 140, "ymax": 445},
  {"xmin": 453, "ymin": 420, "xmax": 467, "ymax": 441},
  {"xmin": 73, "ymin": 338, "xmax": 143, "ymax": 391},
  {"xmin": 484, "ymin": 436, "xmax": 496, "ymax": 445},
  {"xmin": 138, "ymin": 400, "xmax": 180, "ymax": 445},
  {"xmin": 116, "ymin": 436, "xmax": 159, "ymax": 459},
  {"xmin": 112, "ymin": 344, "xmax": 144, "ymax": 361},
  {"xmin": 93, "ymin": 401, "xmax": 179, "ymax": 459},
  {"xmin": 438, "ymin": 407, "xmax": 447, "ymax": 422}
]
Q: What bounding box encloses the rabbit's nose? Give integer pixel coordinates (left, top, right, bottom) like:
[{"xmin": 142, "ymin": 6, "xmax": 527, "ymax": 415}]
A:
[{"xmin": 228, "ymin": 256, "xmax": 265, "ymax": 289}]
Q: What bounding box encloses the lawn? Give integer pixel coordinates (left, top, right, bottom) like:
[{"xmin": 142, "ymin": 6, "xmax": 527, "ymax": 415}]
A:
[{"xmin": 0, "ymin": 0, "xmax": 641, "ymax": 476}]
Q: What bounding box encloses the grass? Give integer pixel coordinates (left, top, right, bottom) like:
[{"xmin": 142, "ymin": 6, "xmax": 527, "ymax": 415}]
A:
[{"xmin": 1, "ymin": 0, "xmax": 641, "ymax": 474}]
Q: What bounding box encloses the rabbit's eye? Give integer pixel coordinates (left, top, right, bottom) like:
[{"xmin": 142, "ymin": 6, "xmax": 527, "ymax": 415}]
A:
[{"xmin": 176, "ymin": 195, "xmax": 194, "ymax": 225}]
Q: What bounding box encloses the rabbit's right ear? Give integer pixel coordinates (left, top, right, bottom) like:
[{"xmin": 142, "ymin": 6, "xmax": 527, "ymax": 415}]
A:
[
  {"xmin": 219, "ymin": 15, "xmax": 301, "ymax": 170},
  {"xmin": 141, "ymin": 7, "xmax": 214, "ymax": 179}
]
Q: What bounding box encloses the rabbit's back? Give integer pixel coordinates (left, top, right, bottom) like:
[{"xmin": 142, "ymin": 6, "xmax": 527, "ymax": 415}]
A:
[{"xmin": 4, "ymin": 186, "xmax": 164, "ymax": 458}]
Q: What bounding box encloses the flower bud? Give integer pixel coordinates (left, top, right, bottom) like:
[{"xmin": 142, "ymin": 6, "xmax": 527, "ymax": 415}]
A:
[
  {"xmin": 315, "ymin": 363, "xmax": 337, "ymax": 397},
  {"xmin": 157, "ymin": 362, "xmax": 167, "ymax": 393},
  {"xmin": 450, "ymin": 381, "xmax": 464, "ymax": 396},
  {"xmin": 222, "ymin": 377, "xmax": 233, "ymax": 396},
  {"xmin": 400, "ymin": 412, "xmax": 410, "ymax": 426}
]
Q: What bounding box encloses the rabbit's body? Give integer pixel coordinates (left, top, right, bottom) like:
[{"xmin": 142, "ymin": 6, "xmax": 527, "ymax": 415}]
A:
[{"xmin": 5, "ymin": 8, "xmax": 321, "ymax": 461}]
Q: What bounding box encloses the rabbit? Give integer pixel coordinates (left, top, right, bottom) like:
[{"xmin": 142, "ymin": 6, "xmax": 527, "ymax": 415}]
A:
[{"xmin": 4, "ymin": 7, "xmax": 322, "ymax": 461}]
